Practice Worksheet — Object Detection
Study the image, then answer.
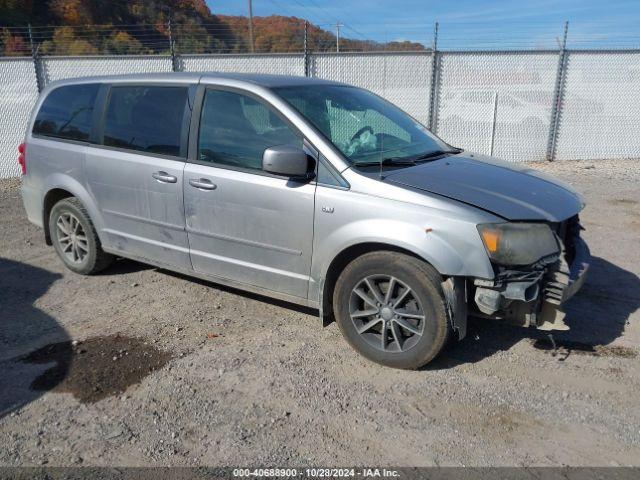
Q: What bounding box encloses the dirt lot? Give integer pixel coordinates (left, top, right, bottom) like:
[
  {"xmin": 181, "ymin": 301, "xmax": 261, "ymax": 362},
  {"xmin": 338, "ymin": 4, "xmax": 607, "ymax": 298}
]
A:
[{"xmin": 1, "ymin": 159, "xmax": 639, "ymax": 467}]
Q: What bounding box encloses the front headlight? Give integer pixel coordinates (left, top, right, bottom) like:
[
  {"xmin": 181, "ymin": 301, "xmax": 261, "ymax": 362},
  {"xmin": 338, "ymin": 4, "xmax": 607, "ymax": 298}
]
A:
[{"xmin": 477, "ymin": 223, "xmax": 560, "ymax": 266}]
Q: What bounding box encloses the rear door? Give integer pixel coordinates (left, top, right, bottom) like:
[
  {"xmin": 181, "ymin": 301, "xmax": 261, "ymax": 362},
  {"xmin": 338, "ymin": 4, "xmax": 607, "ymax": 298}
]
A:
[
  {"xmin": 183, "ymin": 87, "xmax": 316, "ymax": 299},
  {"xmin": 85, "ymin": 83, "xmax": 192, "ymax": 269}
]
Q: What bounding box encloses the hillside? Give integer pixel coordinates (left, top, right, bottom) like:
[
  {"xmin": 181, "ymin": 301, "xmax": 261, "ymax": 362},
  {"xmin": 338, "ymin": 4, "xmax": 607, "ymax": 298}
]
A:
[{"xmin": 0, "ymin": 0, "xmax": 425, "ymax": 55}]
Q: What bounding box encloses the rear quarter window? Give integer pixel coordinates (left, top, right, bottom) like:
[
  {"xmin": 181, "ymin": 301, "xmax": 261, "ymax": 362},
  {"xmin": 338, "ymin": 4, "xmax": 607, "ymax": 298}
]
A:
[{"xmin": 33, "ymin": 84, "xmax": 99, "ymax": 141}]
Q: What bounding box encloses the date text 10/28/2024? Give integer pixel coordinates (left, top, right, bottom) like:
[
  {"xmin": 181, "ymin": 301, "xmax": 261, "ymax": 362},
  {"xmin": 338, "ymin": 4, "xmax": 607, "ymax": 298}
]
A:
[{"xmin": 233, "ymin": 468, "xmax": 400, "ymax": 478}]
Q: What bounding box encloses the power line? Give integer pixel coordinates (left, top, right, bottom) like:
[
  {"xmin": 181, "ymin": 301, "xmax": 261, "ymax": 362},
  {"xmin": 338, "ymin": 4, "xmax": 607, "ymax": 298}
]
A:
[
  {"xmin": 2, "ymin": 20, "xmax": 639, "ymax": 56},
  {"xmin": 301, "ymin": 0, "xmax": 368, "ymax": 40}
]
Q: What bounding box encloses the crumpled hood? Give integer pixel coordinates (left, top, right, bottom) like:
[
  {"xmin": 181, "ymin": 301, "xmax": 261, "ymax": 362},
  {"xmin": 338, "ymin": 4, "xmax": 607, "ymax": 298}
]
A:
[{"xmin": 383, "ymin": 153, "xmax": 584, "ymax": 222}]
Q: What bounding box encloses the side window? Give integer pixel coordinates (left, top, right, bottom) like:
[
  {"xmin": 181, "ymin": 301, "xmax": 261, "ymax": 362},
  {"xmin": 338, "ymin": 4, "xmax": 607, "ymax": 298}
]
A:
[
  {"xmin": 103, "ymin": 86, "xmax": 188, "ymax": 157},
  {"xmin": 33, "ymin": 84, "xmax": 99, "ymax": 141},
  {"xmin": 198, "ymin": 89, "xmax": 301, "ymax": 171}
]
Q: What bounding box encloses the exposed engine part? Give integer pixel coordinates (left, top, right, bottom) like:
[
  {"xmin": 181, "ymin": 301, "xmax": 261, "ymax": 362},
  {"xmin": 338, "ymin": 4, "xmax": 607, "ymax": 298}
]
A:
[
  {"xmin": 536, "ymin": 301, "xmax": 570, "ymax": 331},
  {"xmin": 536, "ymin": 231, "xmax": 572, "ymax": 330},
  {"xmin": 473, "ymin": 270, "xmax": 542, "ymax": 315},
  {"xmin": 543, "ymin": 254, "xmax": 571, "ymax": 306},
  {"xmin": 502, "ymin": 299, "xmax": 538, "ymax": 327},
  {"xmin": 474, "ymin": 287, "xmax": 502, "ymax": 315},
  {"xmin": 442, "ymin": 277, "xmax": 467, "ymax": 340},
  {"xmin": 505, "ymin": 279, "xmax": 540, "ymax": 302}
]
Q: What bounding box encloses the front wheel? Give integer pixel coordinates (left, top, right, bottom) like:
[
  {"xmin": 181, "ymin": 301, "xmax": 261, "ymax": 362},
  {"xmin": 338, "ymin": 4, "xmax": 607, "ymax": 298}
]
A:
[{"xmin": 333, "ymin": 251, "xmax": 451, "ymax": 369}]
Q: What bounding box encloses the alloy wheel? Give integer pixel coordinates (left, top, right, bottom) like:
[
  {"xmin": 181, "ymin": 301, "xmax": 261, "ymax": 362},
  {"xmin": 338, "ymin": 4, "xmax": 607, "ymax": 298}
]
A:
[
  {"xmin": 56, "ymin": 212, "xmax": 89, "ymax": 264},
  {"xmin": 349, "ymin": 274, "xmax": 426, "ymax": 353}
]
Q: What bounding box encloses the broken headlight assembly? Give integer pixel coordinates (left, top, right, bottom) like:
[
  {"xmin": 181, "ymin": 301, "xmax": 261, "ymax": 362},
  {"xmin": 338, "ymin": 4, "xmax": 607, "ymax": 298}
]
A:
[{"xmin": 477, "ymin": 222, "xmax": 560, "ymax": 266}]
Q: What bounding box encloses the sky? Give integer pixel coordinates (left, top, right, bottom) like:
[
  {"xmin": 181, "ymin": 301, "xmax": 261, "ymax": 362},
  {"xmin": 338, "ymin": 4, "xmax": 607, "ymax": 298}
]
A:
[{"xmin": 205, "ymin": 0, "xmax": 640, "ymax": 49}]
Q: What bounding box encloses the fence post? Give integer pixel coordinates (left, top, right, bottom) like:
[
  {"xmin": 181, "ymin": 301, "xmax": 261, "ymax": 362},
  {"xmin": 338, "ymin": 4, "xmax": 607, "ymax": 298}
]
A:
[
  {"xmin": 490, "ymin": 92, "xmax": 499, "ymax": 156},
  {"xmin": 168, "ymin": 16, "xmax": 179, "ymax": 72},
  {"xmin": 427, "ymin": 22, "xmax": 439, "ymax": 132},
  {"xmin": 546, "ymin": 21, "xmax": 569, "ymax": 161},
  {"xmin": 28, "ymin": 24, "xmax": 43, "ymax": 92},
  {"xmin": 304, "ymin": 20, "xmax": 309, "ymax": 77}
]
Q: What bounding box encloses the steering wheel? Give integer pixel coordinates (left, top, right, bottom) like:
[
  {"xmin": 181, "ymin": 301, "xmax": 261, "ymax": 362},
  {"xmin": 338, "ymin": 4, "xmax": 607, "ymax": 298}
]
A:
[{"xmin": 350, "ymin": 126, "xmax": 374, "ymax": 142}]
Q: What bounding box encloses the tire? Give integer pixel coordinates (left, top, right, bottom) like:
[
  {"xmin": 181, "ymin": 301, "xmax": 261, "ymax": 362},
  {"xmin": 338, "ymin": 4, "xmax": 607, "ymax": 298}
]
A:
[
  {"xmin": 49, "ymin": 197, "xmax": 114, "ymax": 275},
  {"xmin": 333, "ymin": 251, "xmax": 451, "ymax": 369}
]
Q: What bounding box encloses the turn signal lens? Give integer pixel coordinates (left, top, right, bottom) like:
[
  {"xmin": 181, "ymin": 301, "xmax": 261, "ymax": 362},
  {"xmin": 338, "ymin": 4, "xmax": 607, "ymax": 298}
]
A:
[{"xmin": 480, "ymin": 228, "xmax": 500, "ymax": 253}]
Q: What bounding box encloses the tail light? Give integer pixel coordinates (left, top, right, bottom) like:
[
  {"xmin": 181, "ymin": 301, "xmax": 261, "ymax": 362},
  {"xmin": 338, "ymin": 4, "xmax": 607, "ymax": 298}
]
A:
[{"xmin": 18, "ymin": 142, "xmax": 26, "ymax": 175}]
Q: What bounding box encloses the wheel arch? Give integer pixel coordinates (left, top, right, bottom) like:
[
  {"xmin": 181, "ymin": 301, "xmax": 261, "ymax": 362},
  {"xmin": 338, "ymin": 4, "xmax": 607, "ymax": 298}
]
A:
[
  {"xmin": 41, "ymin": 175, "xmax": 105, "ymax": 246},
  {"xmin": 319, "ymin": 242, "xmax": 440, "ymax": 327},
  {"xmin": 319, "ymin": 241, "xmax": 468, "ymax": 341},
  {"xmin": 43, "ymin": 188, "xmax": 74, "ymax": 245}
]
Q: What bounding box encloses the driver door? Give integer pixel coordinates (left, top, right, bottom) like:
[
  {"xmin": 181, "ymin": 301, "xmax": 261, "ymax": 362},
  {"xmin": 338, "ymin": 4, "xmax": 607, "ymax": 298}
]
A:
[{"xmin": 183, "ymin": 87, "xmax": 316, "ymax": 299}]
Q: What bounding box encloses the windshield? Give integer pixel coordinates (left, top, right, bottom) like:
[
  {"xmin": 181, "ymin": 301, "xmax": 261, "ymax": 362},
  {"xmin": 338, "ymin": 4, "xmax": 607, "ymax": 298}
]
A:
[{"xmin": 274, "ymin": 85, "xmax": 452, "ymax": 165}]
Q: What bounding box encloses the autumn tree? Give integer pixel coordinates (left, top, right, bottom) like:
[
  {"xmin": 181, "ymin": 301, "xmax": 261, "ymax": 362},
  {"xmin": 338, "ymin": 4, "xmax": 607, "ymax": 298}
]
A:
[
  {"xmin": 49, "ymin": 0, "xmax": 93, "ymax": 25},
  {"xmin": 0, "ymin": 1, "xmax": 426, "ymax": 56},
  {"xmin": 1, "ymin": 28, "xmax": 28, "ymax": 56},
  {"xmin": 104, "ymin": 31, "xmax": 145, "ymax": 55},
  {"xmin": 40, "ymin": 26, "xmax": 98, "ymax": 55}
]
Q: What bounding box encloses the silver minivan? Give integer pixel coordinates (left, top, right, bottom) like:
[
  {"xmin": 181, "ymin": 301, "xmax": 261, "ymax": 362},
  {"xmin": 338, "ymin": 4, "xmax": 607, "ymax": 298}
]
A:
[{"xmin": 20, "ymin": 72, "xmax": 589, "ymax": 369}]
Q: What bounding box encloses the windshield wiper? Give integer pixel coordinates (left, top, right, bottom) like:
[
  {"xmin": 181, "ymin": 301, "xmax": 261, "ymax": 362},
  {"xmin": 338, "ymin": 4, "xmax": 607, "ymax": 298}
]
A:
[
  {"xmin": 353, "ymin": 157, "xmax": 417, "ymax": 167},
  {"xmin": 408, "ymin": 148, "xmax": 461, "ymax": 162},
  {"xmin": 353, "ymin": 148, "xmax": 462, "ymax": 167}
]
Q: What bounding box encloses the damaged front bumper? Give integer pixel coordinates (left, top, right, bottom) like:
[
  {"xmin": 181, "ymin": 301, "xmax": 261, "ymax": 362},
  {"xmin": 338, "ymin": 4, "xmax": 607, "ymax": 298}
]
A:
[
  {"xmin": 472, "ymin": 229, "xmax": 590, "ymax": 331},
  {"xmin": 562, "ymin": 236, "xmax": 590, "ymax": 302}
]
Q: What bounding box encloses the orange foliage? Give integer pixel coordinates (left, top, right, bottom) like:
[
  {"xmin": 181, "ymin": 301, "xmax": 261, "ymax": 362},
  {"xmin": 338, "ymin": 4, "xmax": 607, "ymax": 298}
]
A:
[
  {"xmin": 1, "ymin": 28, "xmax": 28, "ymax": 55},
  {"xmin": 49, "ymin": 0, "xmax": 92, "ymax": 25},
  {"xmin": 0, "ymin": 2, "xmax": 426, "ymax": 56}
]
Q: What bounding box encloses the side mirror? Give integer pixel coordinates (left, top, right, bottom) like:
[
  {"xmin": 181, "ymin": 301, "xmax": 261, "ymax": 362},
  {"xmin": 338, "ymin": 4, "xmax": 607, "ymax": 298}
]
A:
[{"xmin": 263, "ymin": 145, "xmax": 315, "ymax": 179}]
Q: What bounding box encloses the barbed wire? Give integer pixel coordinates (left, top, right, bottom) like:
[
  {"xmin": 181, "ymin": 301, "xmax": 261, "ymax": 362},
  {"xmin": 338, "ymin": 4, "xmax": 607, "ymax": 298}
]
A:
[{"xmin": 1, "ymin": 20, "xmax": 639, "ymax": 57}]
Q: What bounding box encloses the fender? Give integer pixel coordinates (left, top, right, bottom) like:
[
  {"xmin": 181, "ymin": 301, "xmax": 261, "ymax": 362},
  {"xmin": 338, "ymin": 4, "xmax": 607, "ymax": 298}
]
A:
[
  {"xmin": 309, "ymin": 215, "xmax": 495, "ymax": 322},
  {"xmin": 312, "ymin": 216, "xmax": 494, "ymax": 286},
  {"xmin": 315, "ymin": 219, "xmax": 467, "ymax": 282}
]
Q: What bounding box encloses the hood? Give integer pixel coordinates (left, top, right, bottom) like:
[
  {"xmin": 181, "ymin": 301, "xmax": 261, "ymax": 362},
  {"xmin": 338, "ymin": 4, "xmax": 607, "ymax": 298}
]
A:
[{"xmin": 382, "ymin": 153, "xmax": 584, "ymax": 222}]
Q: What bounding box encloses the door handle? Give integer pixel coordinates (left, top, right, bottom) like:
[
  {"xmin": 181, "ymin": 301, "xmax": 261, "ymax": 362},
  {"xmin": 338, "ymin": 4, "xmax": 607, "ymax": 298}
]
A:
[
  {"xmin": 189, "ymin": 178, "xmax": 217, "ymax": 191},
  {"xmin": 152, "ymin": 171, "xmax": 177, "ymax": 183}
]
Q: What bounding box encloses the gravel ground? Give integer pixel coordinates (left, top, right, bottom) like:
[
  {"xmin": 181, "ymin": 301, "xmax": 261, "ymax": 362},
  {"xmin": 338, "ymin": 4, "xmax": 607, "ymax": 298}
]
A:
[{"xmin": 0, "ymin": 159, "xmax": 639, "ymax": 467}]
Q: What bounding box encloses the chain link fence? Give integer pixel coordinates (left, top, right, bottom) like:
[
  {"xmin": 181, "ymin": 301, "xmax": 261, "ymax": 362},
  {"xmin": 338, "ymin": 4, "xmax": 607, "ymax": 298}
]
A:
[
  {"xmin": 310, "ymin": 52, "xmax": 433, "ymax": 126},
  {"xmin": 0, "ymin": 57, "xmax": 39, "ymax": 178},
  {"xmin": 1, "ymin": 48, "xmax": 639, "ymax": 178},
  {"xmin": 434, "ymin": 51, "xmax": 559, "ymax": 163},
  {"xmin": 40, "ymin": 55, "xmax": 173, "ymax": 84},
  {"xmin": 180, "ymin": 53, "xmax": 305, "ymax": 76},
  {"xmin": 555, "ymin": 51, "xmax": 640, "ymax": 160}
]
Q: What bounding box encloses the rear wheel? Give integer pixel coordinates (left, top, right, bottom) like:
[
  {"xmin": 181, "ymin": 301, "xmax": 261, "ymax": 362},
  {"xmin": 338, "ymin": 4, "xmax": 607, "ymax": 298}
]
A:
[
  {"xmin": 49, "ymin": 197, "xmax": 113, "ymax": 275},
  {"xmin": 333, "ymin": 251, "xmax": 451, "ymax": 369}
]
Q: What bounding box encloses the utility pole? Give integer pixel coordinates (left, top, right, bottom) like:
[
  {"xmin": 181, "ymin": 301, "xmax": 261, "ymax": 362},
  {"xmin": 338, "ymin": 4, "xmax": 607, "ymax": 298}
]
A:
[
  {"xmin": 248, "ymin": 0, "xmax": 255, "ymax": 53},
  {"xmin": 335, "ymin": 22, "xmax": 342, "ymax": 52}
]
